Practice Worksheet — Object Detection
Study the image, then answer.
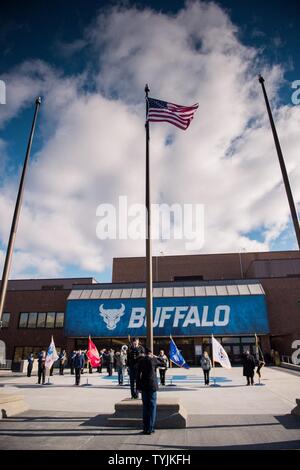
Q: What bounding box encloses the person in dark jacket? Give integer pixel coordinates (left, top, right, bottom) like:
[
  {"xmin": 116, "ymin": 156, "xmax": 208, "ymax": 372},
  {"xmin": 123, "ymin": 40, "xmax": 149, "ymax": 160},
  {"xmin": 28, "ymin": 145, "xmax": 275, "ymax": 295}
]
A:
[
  {"xmin": 200, "ymin": 351, "xmax": 212, "ymax": 386},
  {"xmin": 136, "ymin": 348, "xmax": 165, "ymax": 434},
  {"xmin": 70, "ymin": 350, "xmax": 76, "ymax": 375},
  {"xmin": 97, "ymin": 350, "xmax": 104, "ymax": 373},
  {"xmin": 115, "ymin": 350, "xmax": 127, "ymax": 385},
  {"xmin": 107, "ymin": 349, "xmax": 114, "ymax": 376},
  {"xmin": 157, "ymin": 350, "xmax": 169, "ymax": 386},
  {"xmin": 102, "ymin": 349, "xmax": 109, "ymax": 373},
  {"xmin": 37, "ymin": 350, "xmax": 46, "ymax": 385},
  {"xmin": 242, "ymin": 350, "xmax": 256, "ymax": 385},
  {"xmin": 27, "ymin": 352, "xmax": 34, "ymax": 377},
  {"xmin": 127, "ymin": 338, "xmax": 145, "ymax": 399},
  {"xmin": 59, "ymin": 350, "xmax": 67, "ymax": 375},
  {"xmin": 74, "ymin": 350, "xmax": 84, "ymax": 385}
]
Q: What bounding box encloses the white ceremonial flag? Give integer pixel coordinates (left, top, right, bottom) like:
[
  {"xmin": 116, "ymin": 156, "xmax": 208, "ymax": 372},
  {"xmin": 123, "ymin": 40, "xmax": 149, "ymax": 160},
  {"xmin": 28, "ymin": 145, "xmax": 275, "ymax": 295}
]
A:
[
  {"xmin": 45, "ymin": 336, "xmax": 59, "ymax": 369},
  {"xmin": 212, "ymin": 336, "xmax": 231, "ymax": 369}
]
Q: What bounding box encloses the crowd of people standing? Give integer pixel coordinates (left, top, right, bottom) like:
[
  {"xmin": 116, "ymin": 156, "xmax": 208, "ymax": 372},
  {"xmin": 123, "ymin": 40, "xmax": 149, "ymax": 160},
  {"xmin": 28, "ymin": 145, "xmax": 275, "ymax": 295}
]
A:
[{"xmin": 26, "ymin": 339, "xmax": 267, "ymax": 436}]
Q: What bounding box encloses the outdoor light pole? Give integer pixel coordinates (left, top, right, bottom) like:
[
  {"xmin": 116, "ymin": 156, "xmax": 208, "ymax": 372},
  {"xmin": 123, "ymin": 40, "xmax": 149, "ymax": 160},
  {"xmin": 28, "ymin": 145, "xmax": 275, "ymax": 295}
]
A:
[
  {"xmin": 0, "ymin": 97, "xmax": 42, "ymax": 325},
  {"xmin": 258, "ymin": 75, "xmax": 300, "ymax": 249},
  {"xmin": 145, "ymin": 84, "xmax": 153, "ymax": 350}
]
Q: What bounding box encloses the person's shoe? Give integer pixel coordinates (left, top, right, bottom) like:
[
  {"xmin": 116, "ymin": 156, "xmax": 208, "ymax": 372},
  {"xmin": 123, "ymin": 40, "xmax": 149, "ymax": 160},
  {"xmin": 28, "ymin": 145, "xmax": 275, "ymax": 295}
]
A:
[
  {"xmin": 143, "ymin": 430, "xmax": 151, "ymax": 435},
  {"xmin": 151, "ymin": 430, "xmax": 155, "ymax": 434}
]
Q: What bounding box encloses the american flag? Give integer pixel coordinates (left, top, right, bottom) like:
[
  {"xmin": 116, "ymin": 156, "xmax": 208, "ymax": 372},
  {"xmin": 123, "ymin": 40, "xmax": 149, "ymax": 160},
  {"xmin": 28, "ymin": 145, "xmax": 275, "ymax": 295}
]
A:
[{"xmin": 147, "ymin": 97, "xmax": 198, "ymax": 130}]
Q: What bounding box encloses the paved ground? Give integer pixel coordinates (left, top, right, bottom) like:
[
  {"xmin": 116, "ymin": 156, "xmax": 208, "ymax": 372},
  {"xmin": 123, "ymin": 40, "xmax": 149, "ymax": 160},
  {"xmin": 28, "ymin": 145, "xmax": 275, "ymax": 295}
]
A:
[{"xmin": 0, "ymin": 366, "xmax": 299, "ymax": 449}]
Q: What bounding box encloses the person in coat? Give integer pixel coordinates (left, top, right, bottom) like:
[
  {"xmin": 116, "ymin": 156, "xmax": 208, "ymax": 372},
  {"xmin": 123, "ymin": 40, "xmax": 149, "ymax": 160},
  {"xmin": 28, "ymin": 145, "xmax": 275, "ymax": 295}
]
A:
[
  {"xmin": 157, "ymin": 350, "xmax": 169, "ymax": 386},
  {"xmin": 74, "ymin": 350, "xmax": 84, "ymax": 385},
  {"xmin": 127, "ymin": 338, "xmax": 145, "ymax": 399},
  {"xmin": 97, "ymin": 350, "xmax": 104, "ymax": 373},
  {"xmin": 37, "ymin": 350, "xmax": 46, "ymax": 385},
  {"xmin": 107, "ymin": 349, "xmax": 115, "ymax": 376},
  {"xmin": 70, "ymin": 350, "xmax": 76, "ymax": 375},
  {"xmin": 136, "ymin": 348, "xmax": 165, "ymax": 434},
  {"xmin": 27, "ymin": 352, "xmax": 34, "ymax": 377},
  {"xmin": 115, "ymin": 350, "xmax": 127, "ymax": 385},
  {"xmin": 242, "ymin": 350, "xmax": 256, "ymax": 385},
  {"xmin": 59, "ymin": 350, "xmax": 67, "ymax": 375},
  {"xmin": 201, "ymin": 351, "xmax": 212, "ymax": 386}
]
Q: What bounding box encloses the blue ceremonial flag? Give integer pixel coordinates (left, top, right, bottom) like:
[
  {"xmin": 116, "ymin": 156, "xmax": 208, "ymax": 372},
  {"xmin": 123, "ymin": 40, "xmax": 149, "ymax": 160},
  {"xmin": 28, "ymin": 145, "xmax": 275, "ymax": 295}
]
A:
[{"xmin": 169, "ymin": 336, "xmax": 189, "ymax": 369}]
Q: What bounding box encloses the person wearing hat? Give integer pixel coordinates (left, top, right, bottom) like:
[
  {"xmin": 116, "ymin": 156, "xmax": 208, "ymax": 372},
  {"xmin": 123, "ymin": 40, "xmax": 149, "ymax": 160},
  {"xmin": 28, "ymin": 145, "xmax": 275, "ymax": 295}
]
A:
[{"xmin": 136, "ymin": 348, "xmax": 165, "ymax": 435}]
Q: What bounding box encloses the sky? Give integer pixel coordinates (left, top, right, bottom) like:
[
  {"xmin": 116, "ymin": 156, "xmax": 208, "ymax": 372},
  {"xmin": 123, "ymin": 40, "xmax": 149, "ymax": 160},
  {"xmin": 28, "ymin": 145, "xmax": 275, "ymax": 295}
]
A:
[{"xmin": 0, "ymin": 0, "xmax": 300, "ymax": 282}]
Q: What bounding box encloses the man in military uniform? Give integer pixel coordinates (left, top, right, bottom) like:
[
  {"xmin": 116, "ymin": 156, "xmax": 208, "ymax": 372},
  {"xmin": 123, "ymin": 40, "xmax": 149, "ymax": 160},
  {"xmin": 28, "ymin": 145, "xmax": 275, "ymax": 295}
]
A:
[
  {"xmin": 127, "ymin": 338, "xmax": 145, "ymax": 399},
  {"xmin": 74, "ymin": 350, "xmax": 84, "ymax": 386},
  {"xmin": 136, "ymin": 348, "xmax": 165, "ymax": 434},
  {"xmin": 27, "ymin": 352, "xmax": 34, "ymax": 377},
  {"xmin": 37, "ymin": 350, "xmax": 46, "ymax": 385}
]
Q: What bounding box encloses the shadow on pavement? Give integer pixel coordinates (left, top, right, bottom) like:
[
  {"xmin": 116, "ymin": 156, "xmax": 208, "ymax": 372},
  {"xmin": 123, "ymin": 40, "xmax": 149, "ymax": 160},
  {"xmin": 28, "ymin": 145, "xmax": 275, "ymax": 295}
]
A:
[
  {"xmin": 135, "ymin": 440, "xmax": 300, "ymax": 450},
  {"xmin": 275, "ymin": 414, "xmax": 300, "ymax": 430}
]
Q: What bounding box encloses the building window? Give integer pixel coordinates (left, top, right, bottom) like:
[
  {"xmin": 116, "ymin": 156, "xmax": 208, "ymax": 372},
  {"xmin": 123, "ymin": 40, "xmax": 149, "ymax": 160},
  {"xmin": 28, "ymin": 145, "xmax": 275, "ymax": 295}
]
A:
[
  {"xmin": 46, "ymin": 312, "xmax": 56, "ymax": 328},
  {"xmin": 55, "ymin": 312, "xmax": 64, "ymax": 328},
  {"xmin": 13, "ymin": 346, "xmax": 46, "ymax": 362},
  {"xmin": 37, "ymin": 312, "xmax": 46, "ymax": 328},
  {"xmin": 18, "ymin": 312, "xmax": 64, "ymax": 329},
  {"xmin": 221, "ymin": 337, "xmax": 241, "ymax": 344},
  {"xmin": 28, "ymin": 312, "xmax": 38, "ymax": 328},
  {"xmin": 19, "ymin": 313, "xmax": 29, "ymax": 328},
  {"xmin": 241, "ymin": 337, "xmax": 256, "ymax": 343},
  {"xmin": 1, "ymin": 313, "xmax": 10, "ymax": 328}
]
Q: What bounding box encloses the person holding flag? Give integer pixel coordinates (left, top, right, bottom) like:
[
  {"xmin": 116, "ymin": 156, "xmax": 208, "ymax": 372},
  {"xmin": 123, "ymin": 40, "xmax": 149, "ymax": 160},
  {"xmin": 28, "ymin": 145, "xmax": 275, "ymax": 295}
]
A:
[
  {"xmin": 242, "ymin": 350, "xmax": 256, "ymax": 386},
  {"xmin": 169, "ymin": 336, "xmax": 189, "ymax": 369},
  {"xmin": 45, "ymin": 336, "xmax": 59, "ymax": 373},
  {"xmin": 37, "ymin": 350, "xmax": 46, "ymax": 385},
  {"xmin": 200, "ymin": 351, "xmax": 212, "ymax": 386}
]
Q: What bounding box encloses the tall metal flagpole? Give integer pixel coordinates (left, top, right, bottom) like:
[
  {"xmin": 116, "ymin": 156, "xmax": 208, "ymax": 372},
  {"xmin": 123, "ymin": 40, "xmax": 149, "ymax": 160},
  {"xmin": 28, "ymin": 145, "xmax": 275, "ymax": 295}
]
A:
[
  {"xmin": 211, "ymin": 334, "xmax": 216, "ymax": 387},
  {"xmin": 258, "ymin": 75, "xmax": 300, "ymax": 249},
  {"xmin": 145, "ymin": 84, "xmax": 153, "ymax": 351},
  {"xmin": 0, "ymin": 97, "xmax": 42, "ymax": 326}
]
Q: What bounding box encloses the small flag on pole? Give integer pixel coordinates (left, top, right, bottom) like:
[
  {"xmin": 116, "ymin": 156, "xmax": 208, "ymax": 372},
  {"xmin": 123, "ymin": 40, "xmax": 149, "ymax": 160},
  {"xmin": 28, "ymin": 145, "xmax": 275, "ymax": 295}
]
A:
[
  {"xmin": 45, "ymin": 336, "xmax": 59, "ymax": 370},
  {"xmin": 86, "ymin": 336, "xmax": 101, "ymax": 368},
  {"xmin": 147, "ymin": 97, "xmax": 198, "ymax": 130},
  {"xmin": 212, "ymin": 336, "xmax": 231, "ymax": 369},
  {"xmin": 169, "ymin": 336, "xmax": 189, "ymax": 369}
]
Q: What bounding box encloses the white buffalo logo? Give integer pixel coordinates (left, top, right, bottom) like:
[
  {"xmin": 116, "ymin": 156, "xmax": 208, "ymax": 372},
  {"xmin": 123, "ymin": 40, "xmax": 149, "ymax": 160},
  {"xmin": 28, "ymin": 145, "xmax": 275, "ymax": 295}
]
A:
[{"xmin": 99, "ymin": 304, "xmax": 125, "ymax": 330}]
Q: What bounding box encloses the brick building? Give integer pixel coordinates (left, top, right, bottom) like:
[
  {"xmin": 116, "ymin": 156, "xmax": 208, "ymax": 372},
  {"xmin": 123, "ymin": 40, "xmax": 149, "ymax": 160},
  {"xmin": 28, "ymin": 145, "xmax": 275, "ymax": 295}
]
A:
[
  {"xmin": 112, "ymin": 250, "xmax": 300, "ymax": 358},
  {"xmin": 0, "ymin": 250, "xmax": 299, "ymax": 368}
]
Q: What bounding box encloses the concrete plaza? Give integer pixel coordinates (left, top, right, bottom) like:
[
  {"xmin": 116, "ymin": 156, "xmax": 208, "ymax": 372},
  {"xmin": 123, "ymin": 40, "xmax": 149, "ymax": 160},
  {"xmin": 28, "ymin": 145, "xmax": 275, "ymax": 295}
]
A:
[{"xmin": 0, "ymin": 366, "xmax": 299, "ymax": 450}]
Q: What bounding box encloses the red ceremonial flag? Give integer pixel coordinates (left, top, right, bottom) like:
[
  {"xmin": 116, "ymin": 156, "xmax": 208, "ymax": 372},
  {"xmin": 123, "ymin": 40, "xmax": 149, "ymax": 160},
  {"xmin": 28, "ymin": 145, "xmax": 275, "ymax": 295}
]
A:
[{"xmin": 86, "ymin": 336, "xmax": 101, "ymax": 368}]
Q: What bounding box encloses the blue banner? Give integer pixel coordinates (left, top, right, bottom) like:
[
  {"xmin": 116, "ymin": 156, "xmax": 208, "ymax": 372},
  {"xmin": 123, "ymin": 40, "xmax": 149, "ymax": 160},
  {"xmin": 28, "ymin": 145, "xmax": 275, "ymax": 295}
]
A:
[
  {"xmin": 65, "ymin": 294, "xmax": 269, "ymax": 337},
  {"xmin": 170, "ymin": 336, "xmax": 189, "ymax": 368}
]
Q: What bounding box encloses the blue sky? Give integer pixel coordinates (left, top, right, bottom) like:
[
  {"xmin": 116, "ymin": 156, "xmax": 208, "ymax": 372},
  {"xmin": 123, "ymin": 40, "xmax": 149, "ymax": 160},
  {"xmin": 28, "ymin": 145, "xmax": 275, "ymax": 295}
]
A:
[{"xmin": 0, "ymin": 0, "xmax": 300, "ymax": 281}]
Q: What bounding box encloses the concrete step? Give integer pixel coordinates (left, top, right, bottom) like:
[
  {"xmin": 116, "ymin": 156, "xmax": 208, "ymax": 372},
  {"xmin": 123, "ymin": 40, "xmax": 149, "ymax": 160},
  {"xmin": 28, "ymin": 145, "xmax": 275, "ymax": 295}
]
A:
[{"xmin": 108, "ymin": 396, "xmax": 188, "ymax": 428}]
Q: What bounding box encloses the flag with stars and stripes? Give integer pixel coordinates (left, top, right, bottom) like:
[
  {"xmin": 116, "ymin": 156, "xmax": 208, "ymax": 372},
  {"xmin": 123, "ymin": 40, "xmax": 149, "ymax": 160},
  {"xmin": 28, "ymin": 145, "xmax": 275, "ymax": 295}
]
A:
[{"xmin": 147, "ymin": 97, "xmax": 198, "ymax": 130}]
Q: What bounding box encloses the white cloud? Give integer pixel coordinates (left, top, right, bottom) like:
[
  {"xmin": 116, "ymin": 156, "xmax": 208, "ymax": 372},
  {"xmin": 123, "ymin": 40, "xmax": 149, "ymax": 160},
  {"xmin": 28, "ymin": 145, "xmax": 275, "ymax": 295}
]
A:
[{"xmin": 0, "ymin": 1, "xmax": 299, "ymax": 279}]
